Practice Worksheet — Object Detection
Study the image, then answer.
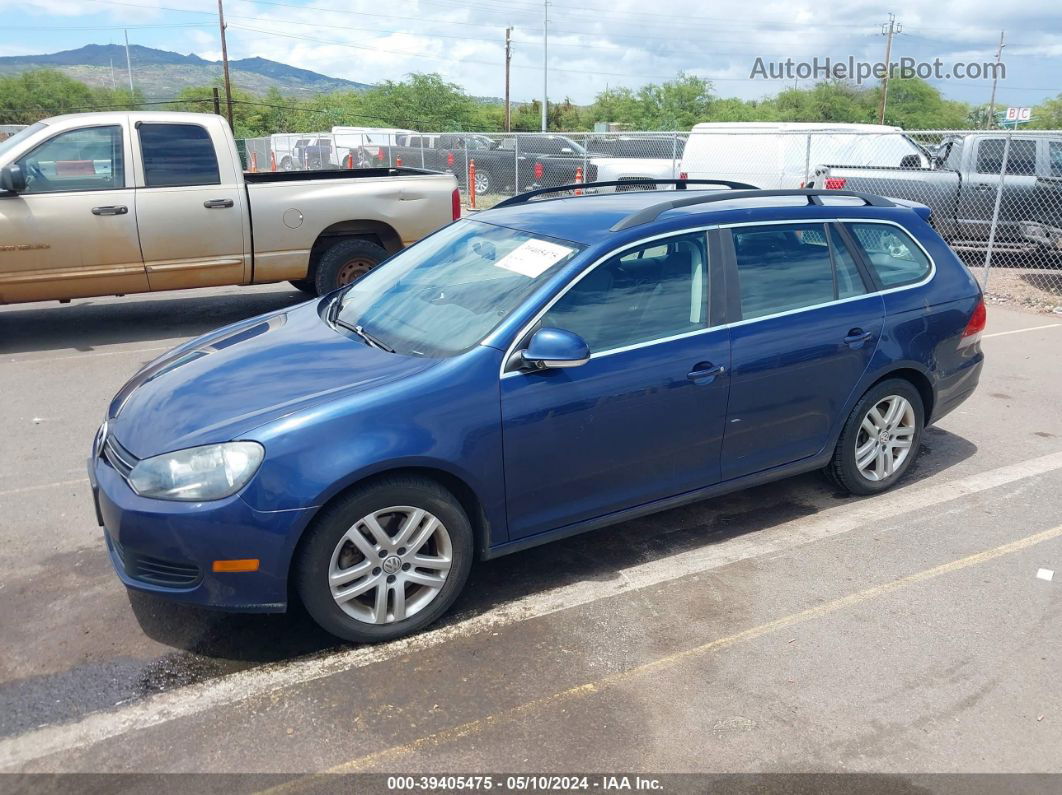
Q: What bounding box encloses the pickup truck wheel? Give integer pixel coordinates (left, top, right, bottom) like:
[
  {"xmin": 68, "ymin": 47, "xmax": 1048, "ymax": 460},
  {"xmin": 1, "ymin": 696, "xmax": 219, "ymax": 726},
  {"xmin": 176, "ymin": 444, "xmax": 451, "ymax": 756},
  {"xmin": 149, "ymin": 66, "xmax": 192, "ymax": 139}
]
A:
[
  {"xmin": 294, "ymin": 476, "xmax": 473, "ymax": 643},
  {"xmin": 314, "ymin": 239, "xmax": 389, "ymax": 295},
  {"xmin": 280, "ymin": 156, "xmax": 293, "ymax": 171}
]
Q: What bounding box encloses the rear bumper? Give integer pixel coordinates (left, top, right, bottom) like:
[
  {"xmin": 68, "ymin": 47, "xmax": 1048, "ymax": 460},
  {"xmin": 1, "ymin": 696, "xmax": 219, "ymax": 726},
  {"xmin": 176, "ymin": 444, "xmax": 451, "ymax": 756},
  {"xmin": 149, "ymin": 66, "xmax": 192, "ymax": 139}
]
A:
[
  {"xmin": 931, "ymin": 348, "xmax": 984, "ymax": 424},
  {"xmin": 89, "ymin": 454, "xmax": 316, "ymax": 612}
]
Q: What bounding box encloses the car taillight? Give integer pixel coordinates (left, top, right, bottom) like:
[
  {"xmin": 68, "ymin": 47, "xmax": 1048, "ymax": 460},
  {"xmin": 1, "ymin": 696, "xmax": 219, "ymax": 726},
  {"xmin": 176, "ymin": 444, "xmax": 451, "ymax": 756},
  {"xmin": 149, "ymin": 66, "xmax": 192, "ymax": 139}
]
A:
[
  {"xmin": 678, "ymin": 171, "xmax": 688, "ymax": 181},
  {"xmin": 376, "ymin": 148, "xmax": 385, "ymax": 162},
  {"xmin": 534, "ymin": 162, "xmax": 544, "ymax": 181},
  {"xmin": 960, "ymin": 297, "xmax": 986, "ymax": 347},
  {"xmin": 446, "ymin": 151, "xmax": 455, "ymax": 168},
  {"xmin": 824, "ymin": 177, "xmax": 847, "ymax": 190},
  {"xmin": 451, "ymin": 188, "xmax": 461, "ymax": 220}
]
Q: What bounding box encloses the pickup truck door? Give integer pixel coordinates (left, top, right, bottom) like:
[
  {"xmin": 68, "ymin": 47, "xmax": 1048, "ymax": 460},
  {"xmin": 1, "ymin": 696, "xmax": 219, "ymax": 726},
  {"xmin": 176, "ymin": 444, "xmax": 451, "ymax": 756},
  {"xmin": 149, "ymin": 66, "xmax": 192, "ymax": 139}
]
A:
[
  {"xmin": 133, "ymin": 121, "xmax": 249, "ymax": 290},
  {"xmin": 0, "ymin": 122, "xmax": 147, "ymax": 304},
  {"xmin": 956, "ymin": 136, "xmax": 1039, "ymax": 243}
]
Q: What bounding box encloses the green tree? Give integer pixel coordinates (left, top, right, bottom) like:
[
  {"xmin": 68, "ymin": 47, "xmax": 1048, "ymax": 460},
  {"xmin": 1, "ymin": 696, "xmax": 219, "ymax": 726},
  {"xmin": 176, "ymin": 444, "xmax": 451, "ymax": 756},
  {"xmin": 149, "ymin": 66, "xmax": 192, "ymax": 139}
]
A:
[
  {"xmin": 0, "ymin": 69, "xmax": 143, "ymax": 124},
  {"xmin": 1030, "ymin": 93, "xmax": 1062, "ymax": 129}
]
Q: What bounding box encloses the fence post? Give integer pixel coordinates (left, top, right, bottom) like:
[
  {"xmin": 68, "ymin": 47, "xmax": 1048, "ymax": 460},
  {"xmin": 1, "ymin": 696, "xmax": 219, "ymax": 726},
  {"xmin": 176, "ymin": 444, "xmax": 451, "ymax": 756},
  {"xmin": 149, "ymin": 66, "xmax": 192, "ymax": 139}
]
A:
[
  {"xmin": 982, "ymin": 131, "xmax": 1012, "ymax": 290},
  {"xmin": 514, "ymin": 134, "xmax": 520, "ymax": 197},
  {"xmin": 671, "ymin": 132, "xmax": 678, "ymax": 179},
  {"xmin": 420, "ymin": 137, "xmax": 426, "ymax": 169},
  {"xmin": 582, "ymin": 134, "xmax": 588, "ymax": 189},
  {"xmin": 803, "ymin": 133, "xmax": 812, "ymax": 187}
]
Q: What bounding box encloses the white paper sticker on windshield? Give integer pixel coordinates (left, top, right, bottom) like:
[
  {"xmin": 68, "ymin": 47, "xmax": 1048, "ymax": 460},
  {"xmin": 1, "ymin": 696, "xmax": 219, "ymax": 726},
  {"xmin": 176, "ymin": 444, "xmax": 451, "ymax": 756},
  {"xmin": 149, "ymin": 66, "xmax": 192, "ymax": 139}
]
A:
[{"xmin": 493, "ymin": 239, "xmax": 575, "ymax": 278}]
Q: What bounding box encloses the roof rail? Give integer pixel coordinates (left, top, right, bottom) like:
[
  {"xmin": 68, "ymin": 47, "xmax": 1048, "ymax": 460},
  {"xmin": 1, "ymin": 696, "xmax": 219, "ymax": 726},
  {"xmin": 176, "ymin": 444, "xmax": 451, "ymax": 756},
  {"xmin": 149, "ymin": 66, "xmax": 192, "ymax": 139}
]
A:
[
  {"xmin": 492, "ymin": 179, "xmax": 758, "ymax": 209},
  {"xmin": 610, "ymin": 188, "xmax": 897, "ymax": 232}
]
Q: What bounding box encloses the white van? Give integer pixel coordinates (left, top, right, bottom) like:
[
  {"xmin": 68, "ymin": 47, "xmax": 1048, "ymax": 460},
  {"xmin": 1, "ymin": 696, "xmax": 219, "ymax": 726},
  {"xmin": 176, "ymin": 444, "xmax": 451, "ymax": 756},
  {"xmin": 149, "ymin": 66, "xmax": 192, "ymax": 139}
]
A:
[
  {"xmin": 331, "ymin": 126, "xmax": 417, "ymax": 167},
  {"xmin": 678, "ymin": 122, "xmax": 929, "ymax": 189}
]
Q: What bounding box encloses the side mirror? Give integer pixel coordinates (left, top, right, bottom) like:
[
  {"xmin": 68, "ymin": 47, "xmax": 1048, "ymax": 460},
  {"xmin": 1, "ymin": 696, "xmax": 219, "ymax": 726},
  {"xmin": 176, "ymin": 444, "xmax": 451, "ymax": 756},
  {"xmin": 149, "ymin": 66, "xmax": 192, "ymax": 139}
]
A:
[
  {"xmin": 0, "ymin": 164, "xmax": 26, "ymax": 194},
  {"xmin": 520, "ymin": 327, "xmax": 591, "ymax": 370}
]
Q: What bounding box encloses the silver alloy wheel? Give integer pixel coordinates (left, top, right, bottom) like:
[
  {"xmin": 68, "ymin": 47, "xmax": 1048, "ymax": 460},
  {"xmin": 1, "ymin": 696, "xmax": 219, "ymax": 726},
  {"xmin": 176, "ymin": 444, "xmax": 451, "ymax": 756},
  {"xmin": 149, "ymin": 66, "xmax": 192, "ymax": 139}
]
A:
[
  {"xmin": 474, "ymin": 170, "xmax": 490, "ymax": 195},
  {"xmin": 854, "ymin": 395, "xmax": 916, "ymax": 482},
  {"xmin": 328, "ymin": 506, "xmax": 453, "ymax": 624}
]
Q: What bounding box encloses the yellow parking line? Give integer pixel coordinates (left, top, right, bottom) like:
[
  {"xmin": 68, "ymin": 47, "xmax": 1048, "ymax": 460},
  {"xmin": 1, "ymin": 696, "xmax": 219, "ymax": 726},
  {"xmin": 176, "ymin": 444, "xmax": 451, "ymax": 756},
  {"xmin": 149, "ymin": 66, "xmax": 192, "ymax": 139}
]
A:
[{"xmin": 269, "ymin": 521, "xmax": 1062, "ymax": 785}]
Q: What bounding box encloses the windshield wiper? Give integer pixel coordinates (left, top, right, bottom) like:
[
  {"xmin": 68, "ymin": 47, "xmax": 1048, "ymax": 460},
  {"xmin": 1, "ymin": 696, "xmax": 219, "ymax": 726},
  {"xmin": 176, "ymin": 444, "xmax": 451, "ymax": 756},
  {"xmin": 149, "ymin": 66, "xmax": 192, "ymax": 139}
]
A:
[{"xmin": 327, "ymin": 295, "xmax": 395, "ymax": 352}]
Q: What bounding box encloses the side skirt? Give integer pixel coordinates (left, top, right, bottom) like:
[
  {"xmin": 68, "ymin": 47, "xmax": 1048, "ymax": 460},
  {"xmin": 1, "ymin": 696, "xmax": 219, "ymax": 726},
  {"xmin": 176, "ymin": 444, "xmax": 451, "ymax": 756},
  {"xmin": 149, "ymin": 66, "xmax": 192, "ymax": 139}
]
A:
[{"xmin": 480, "ymin": 451, "xmax": 834, "ymax": 561}]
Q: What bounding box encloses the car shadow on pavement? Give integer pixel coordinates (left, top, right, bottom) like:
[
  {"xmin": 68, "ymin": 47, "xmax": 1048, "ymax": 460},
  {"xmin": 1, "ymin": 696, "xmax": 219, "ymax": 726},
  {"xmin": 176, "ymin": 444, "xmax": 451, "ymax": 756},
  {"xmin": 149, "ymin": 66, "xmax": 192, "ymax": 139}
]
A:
[
  {"xmin": 0, "ymin": 287, "xmax": 307, "ymax": 355},
  {"xmin": 125, "ymin": 427, "xmax": 977, "ymax": 673}
]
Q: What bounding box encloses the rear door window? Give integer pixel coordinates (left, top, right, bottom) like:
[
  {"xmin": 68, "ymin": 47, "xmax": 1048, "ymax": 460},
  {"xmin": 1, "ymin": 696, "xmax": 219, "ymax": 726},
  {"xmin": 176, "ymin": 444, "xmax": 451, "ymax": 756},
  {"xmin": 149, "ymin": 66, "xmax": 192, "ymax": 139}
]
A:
[
  {"xmin": 976, "ymin": 138, "xmax": 1036, "ymax": 176},
  {"xmin": 730, "ymin": 223, "xmax": 868, "ymax": 320},
  {"xmin": 844, "ymin": 223, "xmax": 931, "ymax": 288},
  {"xmin": 138, "ymin": 123, "xmax": 220, "ymax": 187}
]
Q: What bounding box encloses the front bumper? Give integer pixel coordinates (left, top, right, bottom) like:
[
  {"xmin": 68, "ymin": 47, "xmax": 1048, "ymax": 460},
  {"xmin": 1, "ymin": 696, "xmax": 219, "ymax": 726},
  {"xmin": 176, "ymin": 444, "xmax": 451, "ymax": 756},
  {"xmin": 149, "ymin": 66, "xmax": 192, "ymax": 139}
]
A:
[{"xmin": 89, "ymin": 450, "xmax": 316, "ymax": 612}]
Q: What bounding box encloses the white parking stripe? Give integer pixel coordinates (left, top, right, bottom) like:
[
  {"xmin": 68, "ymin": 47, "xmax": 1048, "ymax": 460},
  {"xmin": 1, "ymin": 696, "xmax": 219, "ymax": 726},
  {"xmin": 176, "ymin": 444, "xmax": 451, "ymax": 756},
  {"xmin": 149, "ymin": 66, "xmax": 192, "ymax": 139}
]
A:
[
  {"xmin": 0, "ymin": 478, "xmax": 88, "ymax": 498},
  {"xmin": 2, "ymin": 448, "xmax": 1062, "ymax": 771},
  {"xmin": 983, "ymin": 323, "xmax": 1062, "ymax": 339}
]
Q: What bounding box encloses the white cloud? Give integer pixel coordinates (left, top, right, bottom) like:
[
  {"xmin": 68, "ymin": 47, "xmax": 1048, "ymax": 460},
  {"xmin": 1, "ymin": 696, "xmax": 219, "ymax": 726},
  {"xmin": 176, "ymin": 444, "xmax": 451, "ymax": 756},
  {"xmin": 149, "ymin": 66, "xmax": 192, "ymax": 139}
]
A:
[{"xmin": 1, "ymin": 0, "xmax": 1060, "ymax": 105}]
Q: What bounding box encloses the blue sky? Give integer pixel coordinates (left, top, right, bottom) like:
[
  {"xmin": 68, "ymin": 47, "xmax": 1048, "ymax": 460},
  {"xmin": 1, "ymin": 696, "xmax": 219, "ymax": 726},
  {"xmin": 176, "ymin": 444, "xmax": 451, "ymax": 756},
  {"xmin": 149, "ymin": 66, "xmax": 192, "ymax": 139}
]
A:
[{"xmin": 2, "ymin": 0, "xmax": 1060, "ymax": 110}]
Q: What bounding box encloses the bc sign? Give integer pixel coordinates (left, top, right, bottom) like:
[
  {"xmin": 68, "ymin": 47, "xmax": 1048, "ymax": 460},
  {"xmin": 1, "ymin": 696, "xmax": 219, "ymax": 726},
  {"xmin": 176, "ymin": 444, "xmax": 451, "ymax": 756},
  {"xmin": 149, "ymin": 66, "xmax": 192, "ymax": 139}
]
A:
[{"xmin": 1005, "ymin": 107, "xmax": 1032, "ymax": 122}]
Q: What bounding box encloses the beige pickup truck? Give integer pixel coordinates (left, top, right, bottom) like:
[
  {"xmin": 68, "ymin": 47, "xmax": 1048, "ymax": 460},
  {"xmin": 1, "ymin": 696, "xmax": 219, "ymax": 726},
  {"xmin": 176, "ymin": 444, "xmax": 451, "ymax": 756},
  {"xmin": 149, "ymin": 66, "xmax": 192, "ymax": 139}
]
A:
[{"xmin": 0, "ymin": 111, "xmax": 459, "ymax": 305}]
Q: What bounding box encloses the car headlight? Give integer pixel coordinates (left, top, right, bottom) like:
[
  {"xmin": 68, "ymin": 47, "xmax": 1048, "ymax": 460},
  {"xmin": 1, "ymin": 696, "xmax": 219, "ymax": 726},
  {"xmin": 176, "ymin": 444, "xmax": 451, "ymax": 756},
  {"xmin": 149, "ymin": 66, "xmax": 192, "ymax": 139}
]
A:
[{"xmin": 128, "ymin": 442, "xmax": 264, "ymax": 501}]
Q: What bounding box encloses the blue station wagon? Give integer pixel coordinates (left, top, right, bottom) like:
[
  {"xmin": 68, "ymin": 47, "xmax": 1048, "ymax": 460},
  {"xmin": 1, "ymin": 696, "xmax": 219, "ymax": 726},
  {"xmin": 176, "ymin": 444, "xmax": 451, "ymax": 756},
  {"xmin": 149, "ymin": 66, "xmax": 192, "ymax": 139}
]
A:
[{"xmin": 90, "ymin": 183, "xmax": 986, "ymax": 642}]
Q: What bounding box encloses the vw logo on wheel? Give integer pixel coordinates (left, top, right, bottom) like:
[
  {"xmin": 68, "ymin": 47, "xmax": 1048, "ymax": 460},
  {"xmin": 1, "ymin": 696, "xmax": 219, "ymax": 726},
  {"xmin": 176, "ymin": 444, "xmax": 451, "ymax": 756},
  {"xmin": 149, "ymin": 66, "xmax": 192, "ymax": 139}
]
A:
[{"xmin": 381, "ymin": 556, "xmax": 401, "ymax": 574}]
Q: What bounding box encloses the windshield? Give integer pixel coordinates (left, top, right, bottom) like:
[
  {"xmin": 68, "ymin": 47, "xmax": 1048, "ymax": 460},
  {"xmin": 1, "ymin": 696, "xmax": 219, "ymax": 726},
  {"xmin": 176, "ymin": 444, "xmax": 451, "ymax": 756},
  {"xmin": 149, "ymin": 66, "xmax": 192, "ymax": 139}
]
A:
[
  {"xmin": 0, "ymin": 122, "xmax": 47, "ymax": 161},
  {"xmin": 335, "ymin": 220, "xmax": 584, "ymax": 357}
]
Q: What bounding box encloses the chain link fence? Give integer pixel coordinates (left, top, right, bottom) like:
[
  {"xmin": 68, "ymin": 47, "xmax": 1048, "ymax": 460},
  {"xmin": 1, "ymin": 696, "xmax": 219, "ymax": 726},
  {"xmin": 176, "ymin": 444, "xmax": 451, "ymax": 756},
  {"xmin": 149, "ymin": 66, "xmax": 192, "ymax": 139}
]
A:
[{"xmin": 238, "ymin": 128, "xmax": 1062, "ymax": 315}]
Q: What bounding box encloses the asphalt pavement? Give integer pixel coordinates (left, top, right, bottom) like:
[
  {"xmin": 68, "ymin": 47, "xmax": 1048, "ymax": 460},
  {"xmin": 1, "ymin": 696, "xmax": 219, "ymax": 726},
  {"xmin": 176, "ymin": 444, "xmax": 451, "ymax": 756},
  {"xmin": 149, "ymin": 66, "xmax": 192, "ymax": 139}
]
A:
[{"xmin": 1, "ymin": 284, "xmax": 1060, "ymax": 784}]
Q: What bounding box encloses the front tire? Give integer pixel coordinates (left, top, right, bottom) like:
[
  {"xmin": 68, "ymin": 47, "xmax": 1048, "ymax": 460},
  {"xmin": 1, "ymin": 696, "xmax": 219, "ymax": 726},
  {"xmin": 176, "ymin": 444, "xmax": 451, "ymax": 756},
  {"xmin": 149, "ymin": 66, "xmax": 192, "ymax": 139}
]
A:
[
  {"xmin": 313, "ymin": 238, "xmax": 389, "ymax": 295},
  {"xmin": 828, "ymin": 378, "xmax": 924, "ymax": 496},
  {"xmin": 295, "ymin": 476, "xmax": 473, "ymax": 643}
]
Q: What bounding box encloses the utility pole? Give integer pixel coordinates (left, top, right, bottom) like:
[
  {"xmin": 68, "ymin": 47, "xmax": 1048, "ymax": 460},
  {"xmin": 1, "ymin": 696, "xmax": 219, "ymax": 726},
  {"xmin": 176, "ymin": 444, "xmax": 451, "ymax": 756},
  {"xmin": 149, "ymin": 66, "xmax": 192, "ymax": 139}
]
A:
[
  {"xmin": 877, "ymin": 13, "xmax": 901, "ymax": 125},
  {"xmin": 217, "ymin": 0, "xmax": 235, "ymax": 129},
  {"xmin": 541, "ymin": 0, "xmax": 549, "ymax": 132},
  {"xmin": 504, "ymin": 27, "xmax": 512, "ymax": 132},
  {"xmin": 123, "ymin": 30, "xmax": 134, "ymax": 96},
  {"xmin": 986, "ymin": 30, "xmax": 1005, "ymax": 129}
]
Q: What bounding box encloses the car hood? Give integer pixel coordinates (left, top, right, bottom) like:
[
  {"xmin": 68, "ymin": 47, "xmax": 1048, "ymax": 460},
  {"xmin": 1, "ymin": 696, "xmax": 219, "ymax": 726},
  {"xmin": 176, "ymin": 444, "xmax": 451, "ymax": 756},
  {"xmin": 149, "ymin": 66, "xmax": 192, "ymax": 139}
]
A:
[{"xmin": 107, "ymin": 299, "xmax": 436, "ymax": 458}]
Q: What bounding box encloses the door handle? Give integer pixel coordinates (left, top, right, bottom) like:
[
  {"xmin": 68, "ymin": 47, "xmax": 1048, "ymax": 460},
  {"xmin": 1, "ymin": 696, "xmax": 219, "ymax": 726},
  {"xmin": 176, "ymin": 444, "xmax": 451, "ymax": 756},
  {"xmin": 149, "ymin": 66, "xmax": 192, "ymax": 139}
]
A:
[
  {"xmin": 203, "ymin": 198, "xmax": 235, "ymax": 209},
  {"xmin": 844, "ymin": 328, "xmax": 874, "ymax": 347},
  {"xmin": 91, "ymin": 205, "xmax": 128, "ymax": 216},
  {"xmin": 687, "ymin": 362, "xmax": 725, "ymax": 383}
]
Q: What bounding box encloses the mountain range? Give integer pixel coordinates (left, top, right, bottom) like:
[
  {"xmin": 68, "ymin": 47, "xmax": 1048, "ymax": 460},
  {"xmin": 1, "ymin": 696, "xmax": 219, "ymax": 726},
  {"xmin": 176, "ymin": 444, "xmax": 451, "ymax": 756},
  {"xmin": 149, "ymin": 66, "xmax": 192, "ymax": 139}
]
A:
[{"xmin": 0, "ymin": 44, "xmax": 370, "ymax": 99}]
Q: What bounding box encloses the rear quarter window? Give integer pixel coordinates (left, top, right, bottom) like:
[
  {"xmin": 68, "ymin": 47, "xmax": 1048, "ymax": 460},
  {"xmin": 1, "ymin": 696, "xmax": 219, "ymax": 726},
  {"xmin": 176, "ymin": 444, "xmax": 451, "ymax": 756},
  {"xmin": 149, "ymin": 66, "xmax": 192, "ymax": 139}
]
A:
[{"xmin": 845, "ymin": 223, "xmax": 931, "ymax": 288}]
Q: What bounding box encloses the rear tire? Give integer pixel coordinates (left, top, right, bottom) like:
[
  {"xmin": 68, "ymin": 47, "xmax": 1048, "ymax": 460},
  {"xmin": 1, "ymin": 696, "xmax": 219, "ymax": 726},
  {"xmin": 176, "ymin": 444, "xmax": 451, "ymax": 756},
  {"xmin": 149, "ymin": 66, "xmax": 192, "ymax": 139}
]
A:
[
  {"xmin": 827, "ymin": 378, "xmax": 924, "ymax": 496},
  {"xmin": 295, "ymin": 476, "xmax": 473, "ymax": 643},
  {"xmin": 313, "ymin": 238, "xmax": 389, "ymax": 296}
]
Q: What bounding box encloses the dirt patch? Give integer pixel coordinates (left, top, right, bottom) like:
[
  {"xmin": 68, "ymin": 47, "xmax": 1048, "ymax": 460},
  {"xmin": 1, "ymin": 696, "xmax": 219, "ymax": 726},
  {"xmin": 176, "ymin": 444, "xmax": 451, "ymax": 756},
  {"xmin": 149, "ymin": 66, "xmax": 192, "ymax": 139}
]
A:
[{"xmin": 981, "ymin": 267, "xmax": 1062, "ymax": 315}]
